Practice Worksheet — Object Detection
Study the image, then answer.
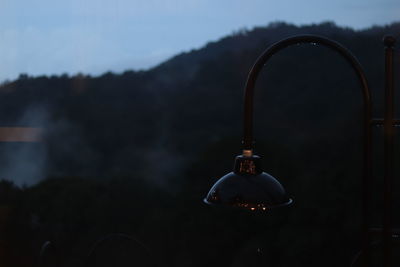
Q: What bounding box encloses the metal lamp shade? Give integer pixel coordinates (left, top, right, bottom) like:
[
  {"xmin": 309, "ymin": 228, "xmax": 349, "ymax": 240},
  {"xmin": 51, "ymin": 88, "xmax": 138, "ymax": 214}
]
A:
[{"xmin": 204, "ymin": 155, "xmax": 292, "ymax": 210}]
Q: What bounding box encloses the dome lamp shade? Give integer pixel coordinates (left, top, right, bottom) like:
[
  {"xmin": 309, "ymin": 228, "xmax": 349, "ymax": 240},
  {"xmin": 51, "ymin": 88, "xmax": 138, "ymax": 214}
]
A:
[{"xmin": 204, "ymin": 153, "xmax": 292, "ymax": 211}]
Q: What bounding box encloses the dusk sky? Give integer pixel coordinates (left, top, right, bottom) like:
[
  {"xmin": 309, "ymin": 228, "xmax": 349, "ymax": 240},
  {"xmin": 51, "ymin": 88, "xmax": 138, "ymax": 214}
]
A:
[{"xmin": 0, "ymin": 0, "xmax": 399, "ymax": 82}]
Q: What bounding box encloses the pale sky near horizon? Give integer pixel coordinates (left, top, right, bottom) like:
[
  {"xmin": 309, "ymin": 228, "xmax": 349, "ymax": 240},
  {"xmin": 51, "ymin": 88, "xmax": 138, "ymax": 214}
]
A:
[{"xmin": 0, "ymin": 0, "xmax": 399, "ymax": 82}]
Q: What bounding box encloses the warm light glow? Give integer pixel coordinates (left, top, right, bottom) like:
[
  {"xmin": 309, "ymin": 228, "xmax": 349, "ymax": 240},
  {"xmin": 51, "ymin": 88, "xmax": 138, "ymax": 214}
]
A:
[
  {"xmin": 242, "ymin": 149, "xmax": 253, "ymax": 157},
  {"xmin": 0, "ymin": 127, "xmax": 43, "ymax": 142},
  {"xmin": 233, "ymin": 202, "xmax": 269, "ymax": 211}
]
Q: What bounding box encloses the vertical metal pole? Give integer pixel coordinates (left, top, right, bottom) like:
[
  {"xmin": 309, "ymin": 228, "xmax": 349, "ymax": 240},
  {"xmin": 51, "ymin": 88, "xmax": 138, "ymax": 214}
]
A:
[
  {"xmin": 383, "ymin": 35, "xmax": 395, "ymax": 267},
  {"xmin": 362, "ymin": 104, "xmax": 373, "ymax": 267}
]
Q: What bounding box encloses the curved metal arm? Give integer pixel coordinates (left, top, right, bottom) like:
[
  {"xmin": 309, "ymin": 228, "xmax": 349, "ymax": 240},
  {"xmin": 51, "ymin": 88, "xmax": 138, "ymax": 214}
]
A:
[
  {"xmin": 242, "ymin": 34, "xmax": 372, "ymax": 150},
  {"xmin": 241, "ymin": 34, "xmax": 373, "ymax": 267}
]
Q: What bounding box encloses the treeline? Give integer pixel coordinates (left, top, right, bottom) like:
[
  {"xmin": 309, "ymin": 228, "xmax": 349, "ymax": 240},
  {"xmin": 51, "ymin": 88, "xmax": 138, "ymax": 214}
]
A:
[{"xmin": 0, "ymin": 21, "xmax": 399, "ymax": 266}]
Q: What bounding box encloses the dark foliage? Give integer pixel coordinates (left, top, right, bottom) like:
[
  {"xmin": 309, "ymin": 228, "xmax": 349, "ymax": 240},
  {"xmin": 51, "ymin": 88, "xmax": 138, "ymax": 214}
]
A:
[{"xmin": 0, "ymin": 21, "xmax": 400, "ymax": 266}]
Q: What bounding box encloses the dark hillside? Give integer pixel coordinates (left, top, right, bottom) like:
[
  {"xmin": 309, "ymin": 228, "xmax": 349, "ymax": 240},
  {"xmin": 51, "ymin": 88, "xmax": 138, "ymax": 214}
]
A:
[{"xmin": 0, "ymin": 21, "xmax": 399, "ymax": 267}]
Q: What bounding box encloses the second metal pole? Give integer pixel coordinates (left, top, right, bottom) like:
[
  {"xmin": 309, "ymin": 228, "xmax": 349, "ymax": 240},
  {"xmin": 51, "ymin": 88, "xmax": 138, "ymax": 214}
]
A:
[{"xmin": 383, "ymin": 35, "xmax": 395, "ymax": 267}]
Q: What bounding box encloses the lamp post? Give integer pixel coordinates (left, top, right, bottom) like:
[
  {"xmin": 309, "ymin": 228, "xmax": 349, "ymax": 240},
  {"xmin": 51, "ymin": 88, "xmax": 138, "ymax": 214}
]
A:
[{"xmin": 204, "ymin": 34, "xmax": 397, "ymax": 267}]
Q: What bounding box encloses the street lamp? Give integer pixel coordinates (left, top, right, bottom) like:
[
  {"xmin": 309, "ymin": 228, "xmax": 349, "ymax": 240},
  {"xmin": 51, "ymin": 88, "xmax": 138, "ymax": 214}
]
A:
[{"xmin": 204, "ymin": 34, "xmax": 397, "ymax": 267}]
